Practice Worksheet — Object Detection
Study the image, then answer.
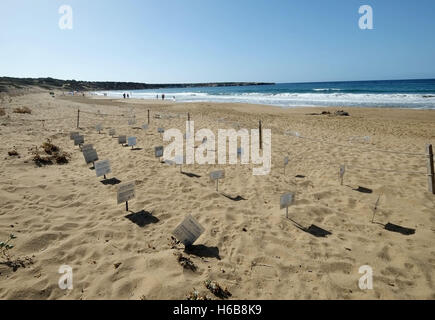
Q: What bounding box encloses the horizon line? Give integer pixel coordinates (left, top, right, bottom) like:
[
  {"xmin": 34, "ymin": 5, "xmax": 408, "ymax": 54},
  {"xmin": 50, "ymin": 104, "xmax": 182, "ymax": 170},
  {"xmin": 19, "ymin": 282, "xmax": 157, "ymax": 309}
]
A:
[{"xmin": 2, "ymin": 75, "xmax": 435, "ymax": 86}]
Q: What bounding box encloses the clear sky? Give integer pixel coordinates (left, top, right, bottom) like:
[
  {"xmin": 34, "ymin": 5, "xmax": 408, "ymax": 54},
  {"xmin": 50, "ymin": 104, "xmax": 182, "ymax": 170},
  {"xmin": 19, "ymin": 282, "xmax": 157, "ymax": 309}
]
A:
[{"xmin": 1, "ymin": 0, "xmax": 435, "ymax": 83}]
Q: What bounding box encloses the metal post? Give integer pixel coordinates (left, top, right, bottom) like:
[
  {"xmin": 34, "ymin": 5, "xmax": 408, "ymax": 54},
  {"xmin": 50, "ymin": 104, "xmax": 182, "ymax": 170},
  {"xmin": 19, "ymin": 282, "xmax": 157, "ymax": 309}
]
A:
[{"xmin": 427, "ymin": 144, "xmax": 435, "ymax": 194}]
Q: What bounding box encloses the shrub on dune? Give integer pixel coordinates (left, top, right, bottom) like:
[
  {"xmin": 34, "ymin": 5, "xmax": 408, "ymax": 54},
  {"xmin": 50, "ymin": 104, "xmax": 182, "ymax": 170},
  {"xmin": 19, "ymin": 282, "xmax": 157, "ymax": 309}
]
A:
[
  {"xmin": 13, "ymin": 107, "xmax": 32, "ymax": 114},
  {"xmin": 29, "ymin": 139, "xmax": 71, "ymax": 166}
]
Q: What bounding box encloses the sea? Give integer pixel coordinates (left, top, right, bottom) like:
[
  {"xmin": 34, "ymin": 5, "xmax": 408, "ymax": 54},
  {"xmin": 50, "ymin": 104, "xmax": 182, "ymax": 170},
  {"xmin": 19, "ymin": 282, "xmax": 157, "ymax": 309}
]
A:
[{"xmin": 96, "ymin": 79, "xmax": 435, "ymax": 109}]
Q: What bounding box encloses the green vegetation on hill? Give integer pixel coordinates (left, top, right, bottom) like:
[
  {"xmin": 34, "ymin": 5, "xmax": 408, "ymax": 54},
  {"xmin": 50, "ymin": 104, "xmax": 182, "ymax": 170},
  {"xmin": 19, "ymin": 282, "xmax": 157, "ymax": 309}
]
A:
[{"xmin": 0, "ymin": 77, "xmax": 274, "ymax": 93}]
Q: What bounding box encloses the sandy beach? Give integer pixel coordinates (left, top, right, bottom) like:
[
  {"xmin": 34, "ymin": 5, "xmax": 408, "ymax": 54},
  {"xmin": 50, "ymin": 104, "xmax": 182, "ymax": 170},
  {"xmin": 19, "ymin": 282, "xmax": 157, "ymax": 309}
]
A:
[{"xmin": 0, "ymin": 91, "xmax": 434, "ymax": 300}]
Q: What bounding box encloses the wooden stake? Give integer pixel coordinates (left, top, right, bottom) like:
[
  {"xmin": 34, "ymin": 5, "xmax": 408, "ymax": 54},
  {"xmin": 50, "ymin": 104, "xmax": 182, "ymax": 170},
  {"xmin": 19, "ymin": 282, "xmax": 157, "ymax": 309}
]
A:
[
  {"xmin": 427, "ymin": 144, "xmax": 434, "ymax": 194},
  {"xmin": 371, "ymin": 195, "xmax": 381, "ymax": 223},
  {"xmin": 148, "ymin": 109, "xmax": 150, "ymax": 124},
  {"xmin": 77, "ymin": 109, "xmax": 80, "ymax": 129},
  {"xmin": 126, "ymin": 201, "xmax": 129, "ymax": 212},
  {"xmin": 259, "ymin": 120, "xmax": 263, "ymax": 150},
  {"xmin": 188, "ymin": 113, "xmax": 191, "ymax": 132}
]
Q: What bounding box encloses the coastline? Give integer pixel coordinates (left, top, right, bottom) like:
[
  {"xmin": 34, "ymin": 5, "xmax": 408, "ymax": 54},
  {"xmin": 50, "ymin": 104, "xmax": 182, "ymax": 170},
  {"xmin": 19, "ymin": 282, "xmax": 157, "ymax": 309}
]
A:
[{"xmin": 0, "ymin": 91, "xmax": 434, "ymax": 300}]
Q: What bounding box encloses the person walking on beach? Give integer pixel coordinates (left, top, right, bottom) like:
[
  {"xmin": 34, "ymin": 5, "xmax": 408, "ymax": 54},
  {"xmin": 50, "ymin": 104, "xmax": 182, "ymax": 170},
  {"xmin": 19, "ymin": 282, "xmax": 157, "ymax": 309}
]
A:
[
  {"xmin": 162, "ymin": 94, "xmax": 165, "ymax": 100},
  {"xmin": 123, "ymin": 93, "xmax": 126, "ymax": 99}
]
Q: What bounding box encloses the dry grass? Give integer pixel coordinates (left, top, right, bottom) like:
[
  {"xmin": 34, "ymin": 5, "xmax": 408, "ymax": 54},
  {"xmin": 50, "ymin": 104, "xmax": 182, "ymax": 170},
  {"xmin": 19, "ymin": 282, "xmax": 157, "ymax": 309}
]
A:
[
  {"xmin": 186, "ymin": 290, "xmax": 211, "ymax": 301},
  {"xmin": 8, "ymin": 147, "xmax": 19, "ymax": 157},
  {"xmin": 42, "ymin": 139, "xmax": 60, "ymax": 155},
  {"xmin": 29, "ymin": 140, "xmax": 71, "ymax": 166},
  {"xmin": 204, "ymin": 280, "xmax": 232, "ymax": 299},
  {"xmin": 30, "ymin": 148, "xmax": 53, "ymax": 166},
  {"xmin": 52, "ymin": 151, "xmax": 70, "ymax": 164},
  {"xmin": 13, "ymin": 107, "xmax": 31, "ymax": 114},
  {"xmin": 175, "ymin": 253, "xmax": 197, "ymax": 272}
]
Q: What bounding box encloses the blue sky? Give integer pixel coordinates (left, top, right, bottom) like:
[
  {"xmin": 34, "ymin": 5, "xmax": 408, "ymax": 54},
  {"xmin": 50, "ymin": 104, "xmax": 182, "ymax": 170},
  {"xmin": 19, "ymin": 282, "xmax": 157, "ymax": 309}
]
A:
[{"xmin": 1, "ymin": 0, "xmax": 435, "ymax": 83}]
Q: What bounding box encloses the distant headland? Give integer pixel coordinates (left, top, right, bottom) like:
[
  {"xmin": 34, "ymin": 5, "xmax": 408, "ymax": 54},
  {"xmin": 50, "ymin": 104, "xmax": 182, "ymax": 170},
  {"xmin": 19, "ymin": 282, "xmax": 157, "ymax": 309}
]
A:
[{"xmin": 0, "ymin": 77, "xmax": 274, "ymax": 93}]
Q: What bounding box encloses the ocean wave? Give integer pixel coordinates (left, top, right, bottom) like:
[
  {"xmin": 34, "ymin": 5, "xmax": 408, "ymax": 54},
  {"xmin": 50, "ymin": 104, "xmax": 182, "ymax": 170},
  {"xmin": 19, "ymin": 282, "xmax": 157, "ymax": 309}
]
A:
[
  {"xmin": 313, "ymin": 88, "xmax": 342, "ymax": 92},
  {"xmin": 94, "ymin": 90, "xmax": 435, "ymax": 109}
]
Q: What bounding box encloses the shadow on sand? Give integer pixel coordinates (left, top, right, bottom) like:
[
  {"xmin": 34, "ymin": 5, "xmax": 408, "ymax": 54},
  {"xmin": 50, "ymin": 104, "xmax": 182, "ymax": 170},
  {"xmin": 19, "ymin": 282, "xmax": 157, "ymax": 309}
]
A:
[
  {"xmin": 383, "ymin": 222, "xmax": 415, "ymax": 235},
  {"xmin": 185, "ymin": 245, "xmax": 221, "ymax": 260},
  {"xmin": 101, "ymin": 177, "xmax": 121, "ymax": 185},
  {"xmin": 352, "ymin": 186, "xmax": 373, "ymax": 194},
  {"xmin": 125, "ymin": 210, "xmax": 159, "ymax": 227},
  {"xmin": 221, "ymin": 193, "xmax": 247, "ymax": 202},
  {"xmin": 181, "ymin": 171, "xmax": 201, "ymax": 178},
  {"xmin": 290, "ymin": 219, "xmax": 332, "ymax": 238}
]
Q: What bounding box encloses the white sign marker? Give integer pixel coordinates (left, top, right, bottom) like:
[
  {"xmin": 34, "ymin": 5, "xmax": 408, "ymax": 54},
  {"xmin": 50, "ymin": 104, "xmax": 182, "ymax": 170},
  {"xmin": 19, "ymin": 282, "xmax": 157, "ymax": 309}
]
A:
[
  {"xmin": 350, "ymin": 136, "xmax": 371, "ymax": 144},
  {"xmin": 284, "ymin": 156, "xmax": 289, "ymax": 174},
  {"xmin": 172, "ymin": 214, "xmax": 205, "ymax": 247},
  {"xmin": 96, "ymin": 124, "xmax": 102, "ymax": 133},
  {"xmin": 117, "ymin": 181, "xmax": 135, "ymax": 211},
  {"xmin": 155, "ymin": 146, "xmax": 164, "ymax": 159},
  {"xmin": 280, "ymin": 192, "xmax": 295, "ymax": 219},
  {"xmin": 94, "ymin": 160, "xmax": 111, "ymax": 179},
  {"xmin": 83, "ymin": 148, "xmax": 98, "ymax": 165},
  {"xmin": 127, "ymin": 137, "xmax": 137, "ymax": 149},
  {"xmin": 285, "ymin": 130, "xmax": 301, "ymax": 138},
  {"xmin": 109, "ymin": 129, "xmax": 116, "ymax": 137},
  {"xmin": 339, "ymin": 165, "xmax": 346, "ymax": 186},
  {"xmin": 74, "ymin": 135, "xmax": 84, "ymax": 146},
  {"xmin": 210, "ymin": 170, "xmax": 225, "ymax": 192},
  {"xmin": 81, "ymin": 144, "xmax": 93, "ymax": 152},
  {"xmin": 70, "ymin": 132, "xmax": 79, "ymax": 140},
  {"xmin": 118, "ymin": 135, "xmax": 127, "ymax": 145}
]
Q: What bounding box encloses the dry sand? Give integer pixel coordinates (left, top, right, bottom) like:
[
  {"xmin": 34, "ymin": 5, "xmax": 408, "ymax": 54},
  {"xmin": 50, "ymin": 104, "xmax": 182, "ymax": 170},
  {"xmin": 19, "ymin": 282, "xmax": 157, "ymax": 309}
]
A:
[{"xmin": 0, "ymin": 92, "xmax": 434, "ymax": 300}]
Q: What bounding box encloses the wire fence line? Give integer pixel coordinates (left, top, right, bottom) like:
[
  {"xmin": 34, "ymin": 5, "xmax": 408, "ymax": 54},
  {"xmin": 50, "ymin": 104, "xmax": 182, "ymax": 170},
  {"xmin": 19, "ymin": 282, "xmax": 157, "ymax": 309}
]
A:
[
  {"xmin": 290, "ymin": 156, "xmax": 427, "ymax": 176},
  {"xmin": 283, "ymin": 131, "xmax": 432, "ymax": 178},
  {"xmin": 3, "ymin": 110, "xmax": 127, "ymax": 123},
  {"xmin": 79, "ymin": 110, "xmax": 127, "ymax": 117},
  {"xmin": 284, "ymin": 131, "xmax": 427, "ymax": 157}
]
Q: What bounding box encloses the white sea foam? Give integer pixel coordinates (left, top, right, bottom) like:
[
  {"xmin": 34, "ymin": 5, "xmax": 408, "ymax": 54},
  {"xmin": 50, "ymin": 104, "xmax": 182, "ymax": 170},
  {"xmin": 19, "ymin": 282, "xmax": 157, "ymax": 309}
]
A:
[{"xmin": 94, "ymin": 90, "xmax": 435, "ymax": 109}]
